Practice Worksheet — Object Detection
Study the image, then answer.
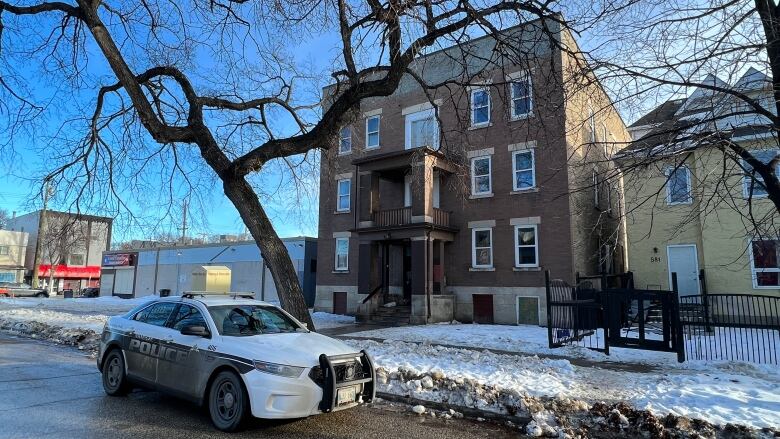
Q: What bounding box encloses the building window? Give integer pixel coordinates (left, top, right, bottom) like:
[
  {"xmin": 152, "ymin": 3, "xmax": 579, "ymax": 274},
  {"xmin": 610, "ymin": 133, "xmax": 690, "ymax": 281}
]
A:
[
  {"xmin": 743, "ymin": 149, "xmax": 779, "ymax": 198},
  {"xmin": 471, "ymin": 228, "xmax": 493, "ymax": 268},
  {"xmin": 68, "ymin": 254, "xmax": 85, "ymax": 266},
  {"xmin": 334, "ymin": 238, "xmax": 349, "ymax": 271},
  {"xmin": 750, "ymin": 239, "xmax": 780, "ymax": 288},
  {"xmin": 515, "ymin": 225, "xmax": 539, "ymax": 267},
  {"xmin": 366, "ymin": 115, "xmax": 380, "ymax": 149},
  {"xmin": 336, "ymin": 179, "xmax": 351, "ymax": 212},
  {"xmin": 471, "ymin": 156, "xmax": 492, "ymax": 195},
  {"xmin": 512, "ymin": 150, "xmax": 536, "ymax": 190},
  {"xmin": 666, "ymin": 166, "xmax": 692, "ymax": 205},
  {"xmin": 0, "ymin": 246, "xmax": 8, "ymax": 256},
  {"xmin": 339, "ymin": 127, "xmax": 352, "ymax": 154},
  {"xmin": 403, "ymin": 175, "xmax": 412, "ymax": 207},
  {"xmin": 510, "ymin": 73, "xmax": 532, "ymax": 118},
  {"xmin": 470, "ymin": 88, "xmax": 491, "ymax": 126},
  {"xmin": 405, "ymin": 108, "xmax": 438, "ymax": 150}
]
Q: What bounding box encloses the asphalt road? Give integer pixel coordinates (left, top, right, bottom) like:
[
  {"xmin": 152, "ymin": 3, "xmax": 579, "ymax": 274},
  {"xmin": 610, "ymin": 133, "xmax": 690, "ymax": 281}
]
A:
[{"xmin": 0, "ymin": 334, "xmax": 521, "ymax": 439}]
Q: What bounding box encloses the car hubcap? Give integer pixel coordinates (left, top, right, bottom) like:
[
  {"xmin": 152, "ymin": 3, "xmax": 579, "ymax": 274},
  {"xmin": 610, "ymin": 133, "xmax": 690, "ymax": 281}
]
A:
[
  {"xmin": 216, "ymin": 381, "xmax": 237, "ymax": 420},
  {"xmin": 107, "ymin": 357, "xmax": 121, "ymax": 388}
]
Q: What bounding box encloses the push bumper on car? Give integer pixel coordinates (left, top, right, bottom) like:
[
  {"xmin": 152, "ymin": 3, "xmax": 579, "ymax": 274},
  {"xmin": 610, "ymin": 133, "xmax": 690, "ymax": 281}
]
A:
[
  {"xmin": 243, "ymin": 350, "xmax": 375, "ymax": 419},
  {"xmin": 317, "ymin": 350, "xmax": 376, "ymax": 413}
]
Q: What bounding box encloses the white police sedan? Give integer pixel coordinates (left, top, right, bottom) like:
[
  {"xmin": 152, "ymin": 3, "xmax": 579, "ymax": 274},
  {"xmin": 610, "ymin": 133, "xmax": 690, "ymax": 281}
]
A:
[{"xmin": 97, "ymin": 293, "xmax": 375, "ymax": 432}]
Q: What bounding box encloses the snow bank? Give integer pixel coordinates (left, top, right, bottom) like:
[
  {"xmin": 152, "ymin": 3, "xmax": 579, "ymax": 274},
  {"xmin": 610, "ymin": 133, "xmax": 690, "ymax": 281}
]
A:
[
  {"xmin": 347, "ymin": 338, "xmax": 780, "ymax": 430},
  {"xmin": 310, "ymin": 311, "xmax": 356, "ymax": 329}
]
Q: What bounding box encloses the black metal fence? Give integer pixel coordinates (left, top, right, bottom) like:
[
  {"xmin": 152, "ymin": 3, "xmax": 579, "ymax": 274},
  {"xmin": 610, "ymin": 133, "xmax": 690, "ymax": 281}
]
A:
[
  {"xmin": 545, "ymin": 272, "xmax": 608, "ymax": 353},
  {"xmin": 679, "ymin": 294, "xmax": 780, "ymax": 365}
]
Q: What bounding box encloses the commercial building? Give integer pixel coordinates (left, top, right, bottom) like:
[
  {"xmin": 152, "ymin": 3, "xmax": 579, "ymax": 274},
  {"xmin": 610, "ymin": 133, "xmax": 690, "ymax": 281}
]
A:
[
  {"xmin": 314, "ymin": 19, "xmax": 629, "ymax": 325},
  {"xmin": 0, "ymin": 230, "xmax": 29, "ymax": 283},
  {"xmin": 6, "ymin": 210, "xmax": 112, "ymax": 291},
  {"xmin": 99, "ymin": 237, "xmax": 318, "ymax": 305},
  {"xmin": 619, "ymin": 68, "xmax": 780, "ymax": 298}
]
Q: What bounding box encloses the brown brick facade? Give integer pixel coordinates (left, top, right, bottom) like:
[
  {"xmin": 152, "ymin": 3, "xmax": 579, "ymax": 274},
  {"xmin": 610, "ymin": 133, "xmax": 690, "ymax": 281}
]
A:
[{"xmin": 315, "ymin": 22, "xmax": 628, "ymax": 325}]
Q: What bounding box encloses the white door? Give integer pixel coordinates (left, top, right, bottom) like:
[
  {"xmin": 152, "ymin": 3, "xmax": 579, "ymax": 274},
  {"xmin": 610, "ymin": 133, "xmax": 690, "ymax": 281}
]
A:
[
  {"xmin": 667, "ymin": 245, "xmax": 700, "ymax": 295},
  {"xmin": 114, "ymin": 269, "xmax": 135, "ymax": 296}
]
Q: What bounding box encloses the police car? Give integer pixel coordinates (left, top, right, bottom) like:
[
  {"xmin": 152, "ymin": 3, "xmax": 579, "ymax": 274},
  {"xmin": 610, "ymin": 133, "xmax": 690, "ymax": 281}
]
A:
[{"xmin": 97, "ymin": 292, "xmax": 375, "ymax": 432}]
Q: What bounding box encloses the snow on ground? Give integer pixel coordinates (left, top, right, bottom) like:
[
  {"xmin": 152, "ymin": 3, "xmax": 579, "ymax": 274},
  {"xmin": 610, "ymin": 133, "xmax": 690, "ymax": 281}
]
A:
[
  {"xmin": 347, "ymin": 322, "xmax": 692, "ymax": 366},
  {"xmin": 347, "ymin": 338, "xmax": 780, "ymax": 429},
  {"xmin": 310, "ymin": 311, "xmax": 356, "ymax": 329},
  {"xmin": 0, "ymin": 297, "xmax": 355, "ymax": 331}
]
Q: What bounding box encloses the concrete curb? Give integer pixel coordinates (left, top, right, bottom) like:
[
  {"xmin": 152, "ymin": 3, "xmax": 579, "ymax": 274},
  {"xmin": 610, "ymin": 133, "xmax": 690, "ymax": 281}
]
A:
[{"xmin": 376, "ymin": 391, "xmax": 531, "ymax": 425}]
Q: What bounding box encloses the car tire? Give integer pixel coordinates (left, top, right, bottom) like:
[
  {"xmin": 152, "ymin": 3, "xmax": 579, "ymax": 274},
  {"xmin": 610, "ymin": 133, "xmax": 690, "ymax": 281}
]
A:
[
  {"xmin": 208, "ymin": 371, "xmax": 249, "ymax": 432},
  {"xmin": 102, "ymin": 349, "xmax": 131, "ymax": 396},
  {"xmin": 35, "ymin": 292, "xmax": 47, "ymax": 298}
]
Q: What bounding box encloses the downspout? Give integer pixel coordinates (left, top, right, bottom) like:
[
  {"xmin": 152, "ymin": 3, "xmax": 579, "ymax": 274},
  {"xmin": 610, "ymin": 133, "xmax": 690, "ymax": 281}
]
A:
[
  {"xmin": 426, "ymin": 230, "xmax": 432, "ymax": 321},
  {"xmin": 152, "ymin": 247, "xmax": 160, "ymax": 295}
]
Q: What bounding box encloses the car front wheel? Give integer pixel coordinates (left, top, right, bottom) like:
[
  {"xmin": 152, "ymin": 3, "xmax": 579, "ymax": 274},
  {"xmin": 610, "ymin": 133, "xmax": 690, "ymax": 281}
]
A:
[
  {"xmin": 102, "ymin": 350, "xmax": 131, "ymax": 396},
  {"xmin": 35, "ymin": 292, "xmax": 47, "ymax": 298},
  {"xmin": 208, "ymin": 371, "xmax": 249, "ymax": 432}
]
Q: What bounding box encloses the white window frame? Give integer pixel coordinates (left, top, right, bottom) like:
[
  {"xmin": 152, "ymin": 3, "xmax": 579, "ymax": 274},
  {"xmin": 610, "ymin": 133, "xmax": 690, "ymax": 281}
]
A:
[
  {"xmin": 471, "ymin": 227, "xmax": 493, "ymax": 269},
  {"xmin": 470, "ymin": 87, "xmax": 491, "ymax": 127},
  {"xmin": 512, "ymin": 149, "xmax": 536, "ymax": 191},
  {"xmin": 0, "ymin": 246, "xmax": 9, "ymax": 256},
  {"xmin": 509, "ymin": 72, "xmax": 533, "ymax": 119},
  {"xmin": 471, "ymin": 156, "xmax": 492, "ymax": 196},
  {"xmin": 404, "ymin": 108, "xmax": 439, "ymax": 150},
  {"xmin": 336, "ymin": 179, "xmax": 351, "ymax": 212},
  {"xmin": 334, "ymin": 237, "xmax": 349, "ymax": 271},
  {"xmin": 339, "ymin": 127, "xmax": 352, "ymax": 154},
  {"xmin": 365, "ymin": 115, "xmax": 381, "ymax": 149},
  {"xmin": 742, "ymin": 149, "xmax": 780, "ymax": 199},
  {"xmin": 514, "ymin": 224, "xmax": 539, "ymax": 268},
  {"xmin": 665, "ymin": 165, "xmax": 693, "ymax": 205}
]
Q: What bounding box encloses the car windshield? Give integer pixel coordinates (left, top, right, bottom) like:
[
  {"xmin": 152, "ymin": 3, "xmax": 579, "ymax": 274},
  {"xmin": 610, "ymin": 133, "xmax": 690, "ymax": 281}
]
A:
[{"xmin": 208, "ymin": 305, "xmax": 301, "ymax": 336}]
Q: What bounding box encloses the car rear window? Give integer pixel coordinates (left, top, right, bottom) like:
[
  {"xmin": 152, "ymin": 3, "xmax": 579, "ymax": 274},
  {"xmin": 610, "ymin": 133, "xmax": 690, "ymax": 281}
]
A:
[{"xmin": 208, "ymin": 305, "xmax": 300, "ymax": 336}]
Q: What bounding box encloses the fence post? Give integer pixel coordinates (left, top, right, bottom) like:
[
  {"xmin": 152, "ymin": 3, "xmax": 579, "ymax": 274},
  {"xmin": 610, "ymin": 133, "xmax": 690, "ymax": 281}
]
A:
[
  {"xmin": 545, "ymin": 270, "xmax": 554, "ymax": 349},
  {"xmin": 699, "ymin": 268, "xmax": 712, "ymax": 332},
  {"xmin": 671, "ymin": 272, "xmax": 685, "ymax": 362}
]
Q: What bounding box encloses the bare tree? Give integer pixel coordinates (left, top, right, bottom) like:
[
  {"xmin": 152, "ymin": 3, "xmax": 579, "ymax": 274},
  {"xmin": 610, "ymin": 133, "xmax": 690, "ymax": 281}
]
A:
[
  {"xmin": 0, "ymin": 0, "xmax": 582, "ymax": 328},
  {"xmin": 0, "ymin": 208, "xmax": 10, "ymax": 229}
]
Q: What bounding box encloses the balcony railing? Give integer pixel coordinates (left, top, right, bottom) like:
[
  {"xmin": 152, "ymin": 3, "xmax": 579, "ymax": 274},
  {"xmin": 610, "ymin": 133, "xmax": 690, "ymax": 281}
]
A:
[
  {"xmin": 372, "ymin": 207, "xmax": 412, "ymax": 227},
  {"xmin": 370, "ymin": 207, "xmax": 451, "ymax": 227}
]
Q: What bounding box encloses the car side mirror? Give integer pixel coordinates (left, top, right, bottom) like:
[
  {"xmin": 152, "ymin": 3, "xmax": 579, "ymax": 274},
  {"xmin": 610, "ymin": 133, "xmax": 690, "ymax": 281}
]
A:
[
  {"xmin": 302, "ymin": 322, "xmax": 308, "ymax": 329},
  {"xmin": 181, "ymin": 325, "xmax": 211, "ymax": 338}
]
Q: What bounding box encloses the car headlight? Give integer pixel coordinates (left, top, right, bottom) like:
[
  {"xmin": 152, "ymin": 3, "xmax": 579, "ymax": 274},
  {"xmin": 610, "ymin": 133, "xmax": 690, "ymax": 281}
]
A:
[{"xmin": 253, "ymin": 360, "xmax": 305, "ymax": 378}]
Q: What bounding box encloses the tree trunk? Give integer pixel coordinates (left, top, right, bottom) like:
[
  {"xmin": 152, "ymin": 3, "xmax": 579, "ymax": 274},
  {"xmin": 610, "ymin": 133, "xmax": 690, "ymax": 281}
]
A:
[{"xmin": 222, "ymin": 176, "xmax": 316, "ymax": 330}]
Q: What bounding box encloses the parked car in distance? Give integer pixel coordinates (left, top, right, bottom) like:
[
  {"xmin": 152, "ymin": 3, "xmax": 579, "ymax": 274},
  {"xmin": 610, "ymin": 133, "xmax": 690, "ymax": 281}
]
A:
[
  {"xmin": 0, "ymin": 282, "xmax": 49, "ymax": 298},
  {"xmin": 79, "ymin": 287, "xmax": 100, "ymax": 298}
]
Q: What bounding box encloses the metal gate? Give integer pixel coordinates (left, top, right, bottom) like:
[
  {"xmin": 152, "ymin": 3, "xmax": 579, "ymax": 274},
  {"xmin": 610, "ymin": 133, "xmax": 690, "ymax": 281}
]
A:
[{"xmin": 546, "ymin": 270, "xmax": 684, "ymax": 361}]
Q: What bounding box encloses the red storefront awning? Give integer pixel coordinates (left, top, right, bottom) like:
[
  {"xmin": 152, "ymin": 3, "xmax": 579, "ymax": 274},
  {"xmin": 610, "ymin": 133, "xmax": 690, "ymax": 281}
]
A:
[{"xmin": 38, "ymin": 265, "xmax": 101, "ymax": 279}]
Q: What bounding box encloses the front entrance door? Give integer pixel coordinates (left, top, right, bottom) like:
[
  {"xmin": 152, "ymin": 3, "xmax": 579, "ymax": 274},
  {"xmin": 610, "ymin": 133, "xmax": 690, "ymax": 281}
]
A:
[{"xmin": 667, "ymin": 245, "xmax": 700, "ymax": 295}]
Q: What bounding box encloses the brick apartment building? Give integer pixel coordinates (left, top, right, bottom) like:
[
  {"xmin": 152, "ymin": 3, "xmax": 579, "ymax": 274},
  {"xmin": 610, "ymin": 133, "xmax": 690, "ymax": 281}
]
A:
[{"xmin": 314, "ymin": 19, "xmax": 629, "ymax": 325}]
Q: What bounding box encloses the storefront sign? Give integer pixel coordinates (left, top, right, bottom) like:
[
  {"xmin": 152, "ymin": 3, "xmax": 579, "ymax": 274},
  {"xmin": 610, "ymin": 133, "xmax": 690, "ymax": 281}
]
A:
[{"xmin": 102, "ymin": 253, "xmax": 133, "ymax": 267}]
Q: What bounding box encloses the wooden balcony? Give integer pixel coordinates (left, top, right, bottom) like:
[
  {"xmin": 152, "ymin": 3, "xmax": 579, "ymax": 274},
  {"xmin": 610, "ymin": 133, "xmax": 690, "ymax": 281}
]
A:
[{"xmin": 370, "ymin": 207, "xmax": 451, "ymax": 228}]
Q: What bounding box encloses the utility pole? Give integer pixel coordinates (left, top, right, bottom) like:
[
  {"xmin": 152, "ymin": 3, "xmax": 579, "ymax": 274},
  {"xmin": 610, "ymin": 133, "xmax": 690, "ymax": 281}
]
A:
[
  {"xmin": 31, "ymin": 180, "xmax": 53, "ymax": 289},
  {"xmin": 180, "ymin": 199, "xmax": 188, "ymax": 244}
]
